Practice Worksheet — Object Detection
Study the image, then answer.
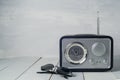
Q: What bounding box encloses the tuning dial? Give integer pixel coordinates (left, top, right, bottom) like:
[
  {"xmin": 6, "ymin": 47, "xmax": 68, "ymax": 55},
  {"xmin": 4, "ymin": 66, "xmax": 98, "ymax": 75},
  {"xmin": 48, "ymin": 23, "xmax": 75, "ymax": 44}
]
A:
[{"xmin": 92, "ymin": 42, "xmax": 106, "ymax": 56}]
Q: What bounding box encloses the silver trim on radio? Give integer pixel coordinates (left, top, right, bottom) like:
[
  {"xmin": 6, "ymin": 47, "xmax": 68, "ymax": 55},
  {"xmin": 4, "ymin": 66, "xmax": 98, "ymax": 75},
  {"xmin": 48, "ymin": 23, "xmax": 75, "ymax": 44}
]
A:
[{"xmin": 64, "ymin": 42, "xmax": 87, "ymax": 64}]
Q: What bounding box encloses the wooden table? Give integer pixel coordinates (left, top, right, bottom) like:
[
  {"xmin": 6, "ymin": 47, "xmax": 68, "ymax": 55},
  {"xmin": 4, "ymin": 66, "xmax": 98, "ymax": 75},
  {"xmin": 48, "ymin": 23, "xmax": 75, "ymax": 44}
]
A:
[{"xmin": 0, "ymin": 57, "xmax": 119, "ymax": 80}]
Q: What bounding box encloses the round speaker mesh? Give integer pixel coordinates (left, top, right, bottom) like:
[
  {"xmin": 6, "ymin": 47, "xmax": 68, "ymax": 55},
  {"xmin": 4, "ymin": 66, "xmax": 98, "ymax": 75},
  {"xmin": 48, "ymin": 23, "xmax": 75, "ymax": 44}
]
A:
[{"xmin": 68, "ymin": 46, "xmax": 84, "ymax": 61}]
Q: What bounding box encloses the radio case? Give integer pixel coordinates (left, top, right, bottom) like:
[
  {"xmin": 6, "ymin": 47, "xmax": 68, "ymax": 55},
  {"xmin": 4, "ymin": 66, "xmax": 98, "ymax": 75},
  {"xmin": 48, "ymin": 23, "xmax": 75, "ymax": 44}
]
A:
[{"xmin": 60, "ymin": 34, "xmax": 113, "ymax": 72}]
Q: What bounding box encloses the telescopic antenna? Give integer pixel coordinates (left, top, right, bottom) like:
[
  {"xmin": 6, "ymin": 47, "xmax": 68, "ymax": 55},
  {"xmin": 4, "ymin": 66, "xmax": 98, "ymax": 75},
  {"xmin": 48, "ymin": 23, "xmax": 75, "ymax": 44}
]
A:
[{"xmin": 97, "ymin": 11, "xmax": 100, "ymax": 35}]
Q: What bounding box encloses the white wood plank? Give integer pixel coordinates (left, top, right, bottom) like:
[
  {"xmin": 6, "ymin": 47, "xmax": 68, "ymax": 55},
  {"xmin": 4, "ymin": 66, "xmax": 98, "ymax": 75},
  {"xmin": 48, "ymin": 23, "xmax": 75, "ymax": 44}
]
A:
[
  {"xmin": 112, "ymin": 55, "xmax": 120, "ymax": 80},
  {"xmin": 0, "ymin": 59, "xmax": 12, "ymax": 71},
  {"xmin": 50, "ymin": 72, "xmax": 84, "ymax": 80},
  {"xmin": 112, "ymin": 71, "xmax": 120, "ymax": 80},
  {"xmin": 0, "ymin": 57, "xmax": 40, "ymax": 80},
  {"xmin": 84, "ymin": 72, "xmax": 116, "ymax": 80},
  {"xmin": 17, "ymin": 57, "xmax": 58, "ymax": 80},
  {"xmin": 0, "ymin": 58, "xmax": 22, "ymax": 71}
]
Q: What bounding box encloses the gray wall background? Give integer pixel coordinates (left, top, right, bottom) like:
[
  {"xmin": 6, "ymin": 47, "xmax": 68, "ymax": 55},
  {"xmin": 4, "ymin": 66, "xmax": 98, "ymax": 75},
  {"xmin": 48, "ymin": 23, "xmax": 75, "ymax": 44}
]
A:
[{"xmin": 0, "ymin": 0, "xmax": 119, "ymax": 58}]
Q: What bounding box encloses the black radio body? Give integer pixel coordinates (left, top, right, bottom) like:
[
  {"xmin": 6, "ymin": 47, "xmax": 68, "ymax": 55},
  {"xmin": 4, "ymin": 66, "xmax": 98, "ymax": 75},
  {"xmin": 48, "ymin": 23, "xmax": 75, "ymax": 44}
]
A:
[{"xmin": 60, "ymin": 34, "xmax": 113, "ymax": 72}]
